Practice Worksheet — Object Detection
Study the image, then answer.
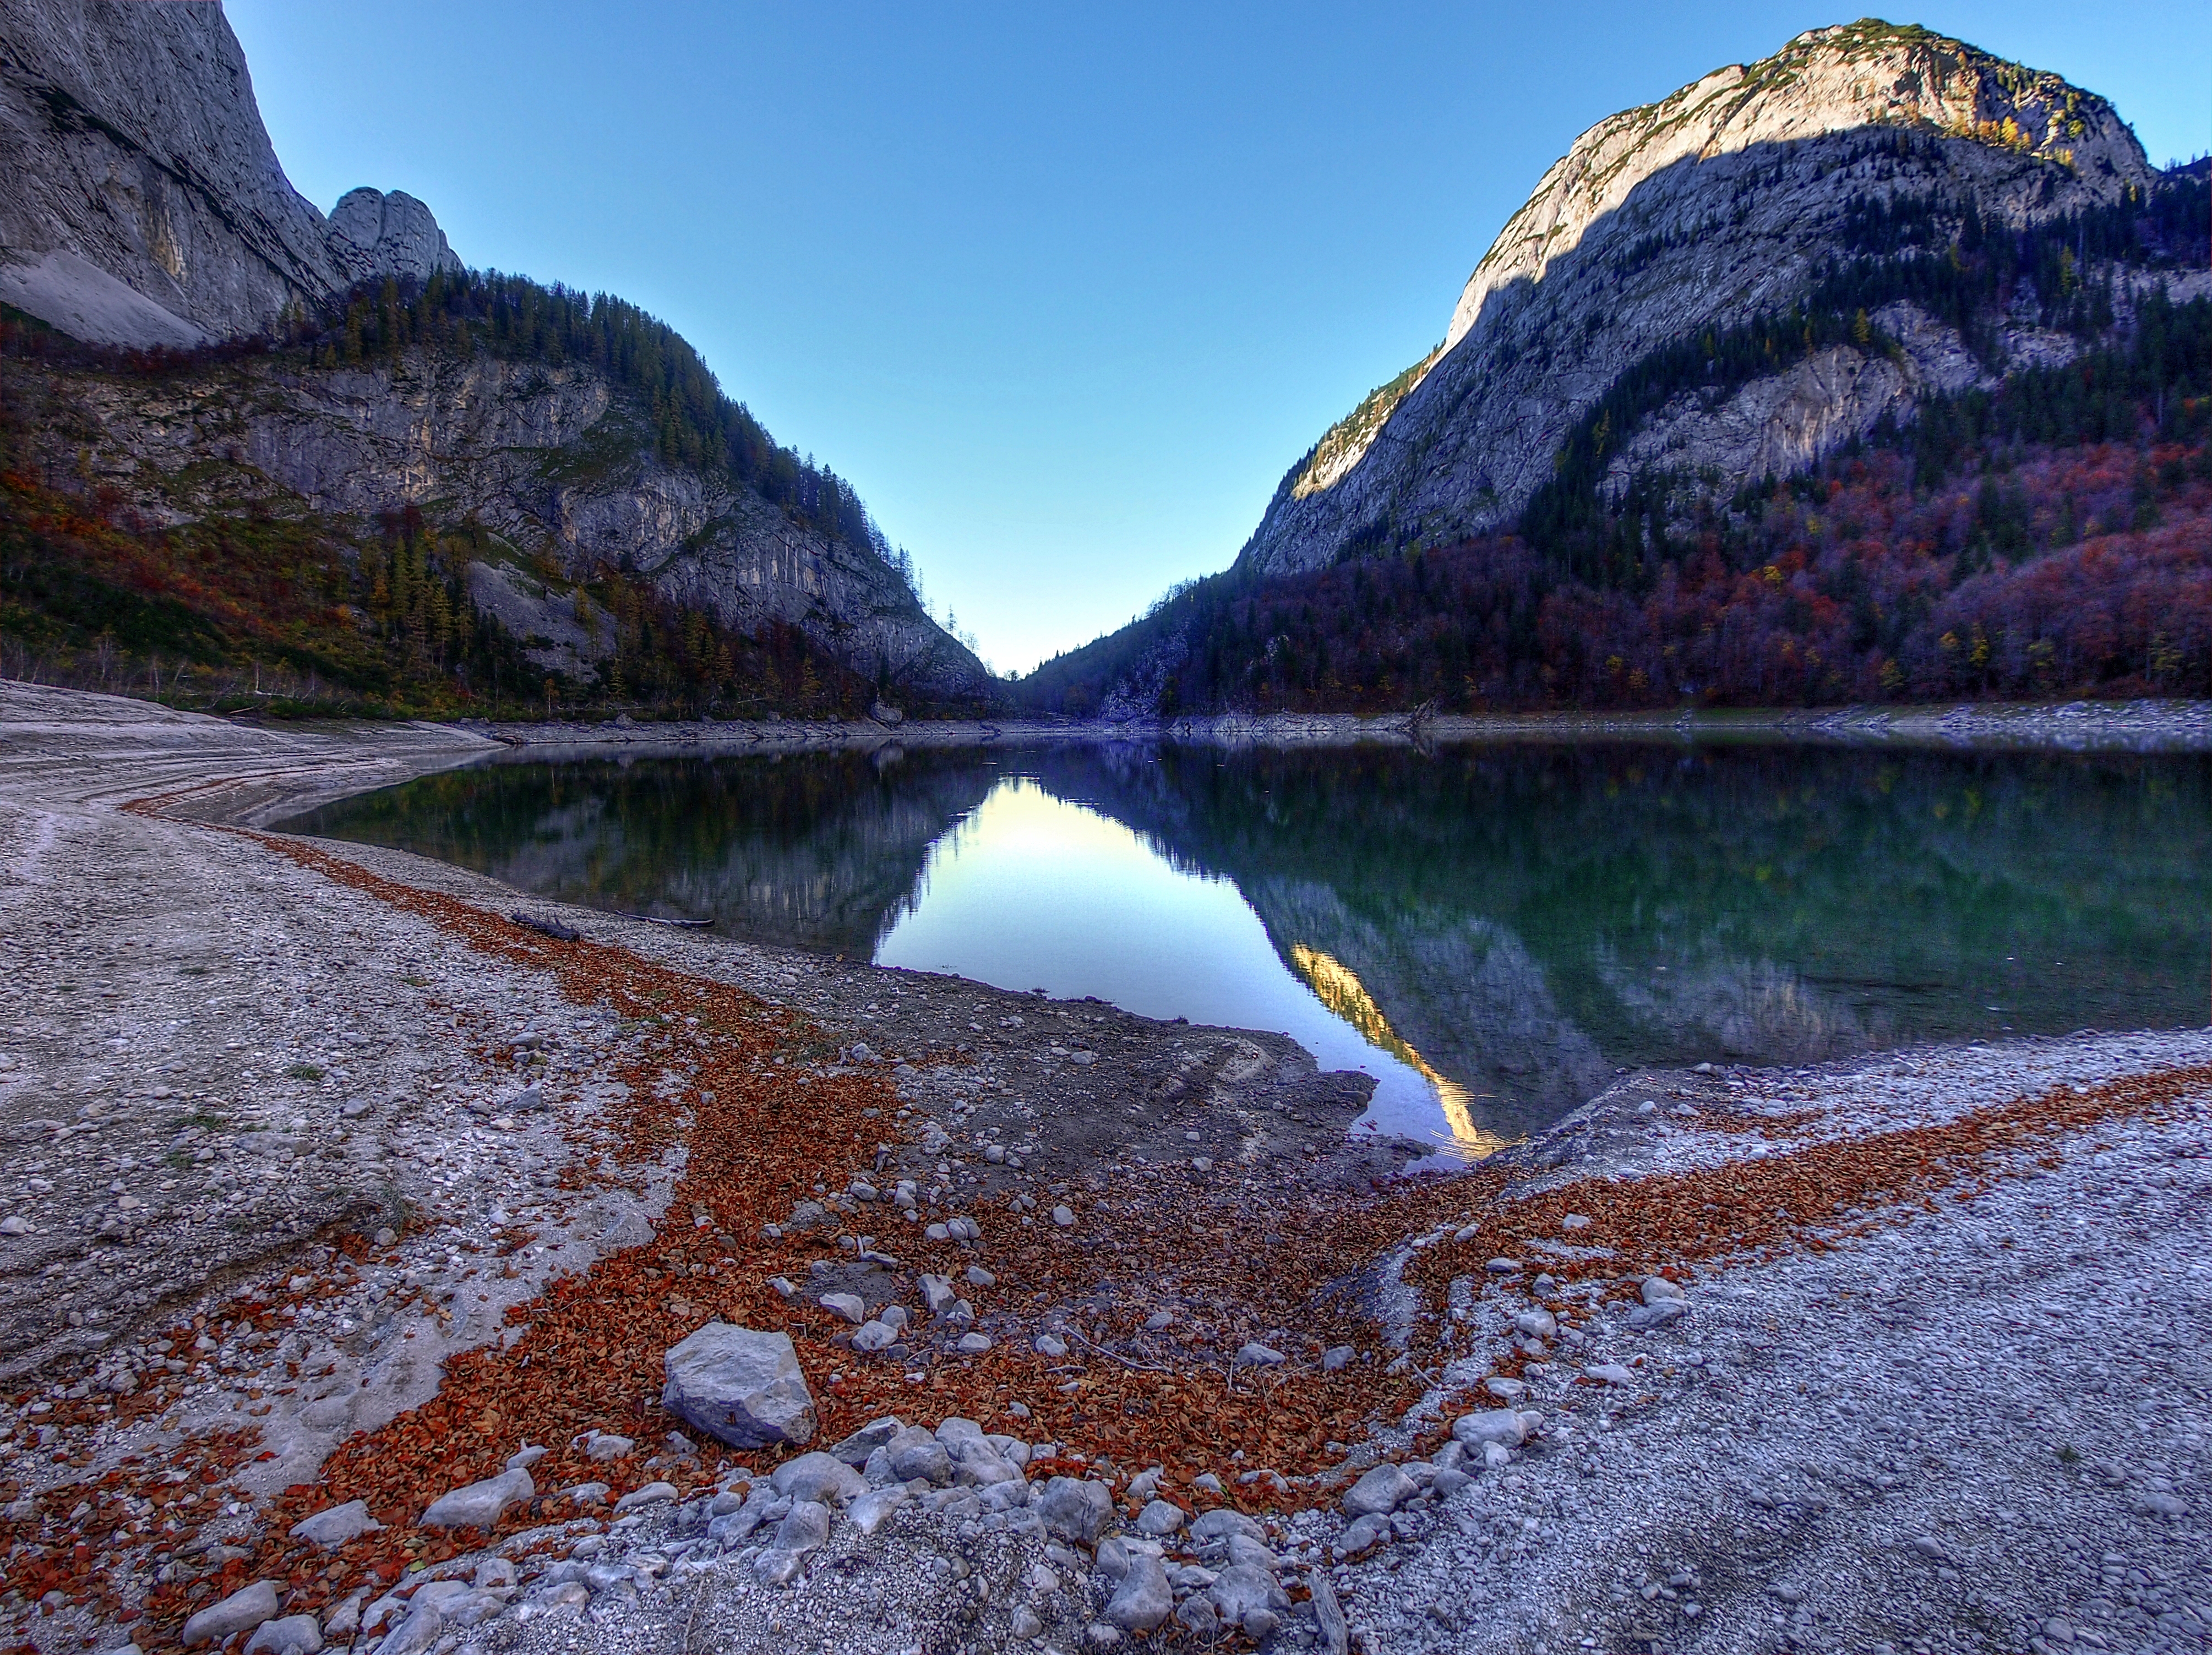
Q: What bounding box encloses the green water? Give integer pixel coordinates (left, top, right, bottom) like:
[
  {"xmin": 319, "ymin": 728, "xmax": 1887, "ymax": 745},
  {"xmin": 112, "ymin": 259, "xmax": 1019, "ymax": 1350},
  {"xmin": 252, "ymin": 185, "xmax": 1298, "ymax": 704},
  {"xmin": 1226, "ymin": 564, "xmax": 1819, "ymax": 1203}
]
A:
[{"xmin": 288, "ymin": 740, "xmax": 2212, "ymax": 1142}]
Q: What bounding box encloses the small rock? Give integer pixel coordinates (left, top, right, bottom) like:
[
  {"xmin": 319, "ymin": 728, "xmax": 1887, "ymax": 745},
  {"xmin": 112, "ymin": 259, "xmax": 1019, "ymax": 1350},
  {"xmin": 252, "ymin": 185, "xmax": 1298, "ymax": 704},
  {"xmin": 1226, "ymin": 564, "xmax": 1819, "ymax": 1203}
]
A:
[
  {"xmin": 1104, "ymin": 1555, "xmax": 1173, "ymax": 1632},
  {"xmin": 889, "ymin": 1427, "xmax": 954, "ymax": 1485},
  {"xmin": 1035, "ymin": 1333, "xmax": 1069, "ymax": 1358},
  {"xmin": 1135, "ymin": 1499, "xmax": 1185, "ymax": 1536},
  {"xmin": 1586, "ymin": 1362, "xmax": 1637, "ymax": 1387},
  {"xmin": 771, "ymin": 1452, "xmax": 865, "ymax": 1505},
  {"xmin": 243, "ymin": 1615, "xmax": 321, "ymax": 1655},
  {"xmin": 1560, "ymin": 1214, "xmax": 1591, "ymax": 1231},
  {"xmin": 1011, "ymin": 1607, "xmax": 1044, "ymax": 1639},
  {"xmin": 956, "ymin": 1332, "xmax": 994, "ymax": 1353},
  {"xmin": 1451, "ymin": 1408, "xmax": 1527, "ymax": 1448},
  {"xmin": 1484, "ymin": 1376, "xmax": 1527, "ymax": 1402},
  {"xmin": 287, "ymin": 1499, "xmax": 383, "ymax": 1548},
  {"xmin": 1337, "ymin": 1513, "xmax": 1388, "ymax": 1557},
  {"xmin": 1234, "ymin": 1342, "xmax": 1286, "ymax": 1367},
  {"xmin": 920, "ymin": 1274, "xmax": 958, "ymax": 1315},
  {"xmin": 181, "ymin": 1581, "xmax": 280, "ymax": 1647},
  {"xmin": 1641, "ymin": 1277, "xmax": 1686, "ymax": 1305},
  {"xmin": 420, "ymin": 1468, "xmax": 533, "ymax": 1530},
  {"xmin": 850, "ymin": 1485, "xmax": 909, "ymax": 1534},
  {"xmin": 817, "ymin": 1293, "xmax": 867, "ymax": 1325},
  {"xmin": 0, "ymin": 1217, "xmax": 28, "ymax": 1236},
  {"xmin": 1320, "ymin": 1345, "xmax": 1355, "ymax": 1372},
  {"xmin": 1207, "ymin": 1562, "xmax": 1290, "ymax": 1637},
  {"xmin": 852, "ymin": 1319, "xmax": 898, "ymax": 1352},
  {"xmin": 966, "ymin": 1265, "xmax": 996, "ymax": 1287},
  {"xmin": 1037, "ymin": 1476, "xmax": 1115, "ymax": 1544},
  {"xmin": 1188, "ymin": 1509, "xmax": 1265, "ymax": 1544},
  {"xmin": 1512, "ymin": 1309, "xmax": 1556, "ymax": 1341},
  {"xmin": 773, "ymin": 1499, "xmax": 832, "ymax": 1553},
  {"xmin": 586, "ymin": 1433, "xmax": 634, "ymax": 1461},
  {"xmin": 1342, "ymin": 1463, "xmax": 1416, "ymax": 1517},
  {"xmin": 1051, "ymin": 1204, "xmax": 1076, "ymax": 1228},
  {"xmin": 614, "ymin": 1481, "xmax": 678, "ymax": 1512},
  {"xmin": 1486, "ymin": 1257, "xmax": 1521, "ymax": 1274},
  {"xmin": 829, "ymin": 1416, "xmax": 905, "ymax": 1465}
]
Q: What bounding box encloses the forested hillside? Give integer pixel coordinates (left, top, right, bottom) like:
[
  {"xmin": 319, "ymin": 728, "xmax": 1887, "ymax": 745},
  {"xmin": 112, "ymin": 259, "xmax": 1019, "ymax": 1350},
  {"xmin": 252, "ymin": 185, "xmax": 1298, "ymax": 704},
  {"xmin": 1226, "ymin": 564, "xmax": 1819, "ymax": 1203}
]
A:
[
  {"xmin": 1025, "ymin": 166, "xmax": 2212, "ymax": 717},
  {"xmin": 0, "ymin": 277, "xmax": 973, "ymax": 720}
]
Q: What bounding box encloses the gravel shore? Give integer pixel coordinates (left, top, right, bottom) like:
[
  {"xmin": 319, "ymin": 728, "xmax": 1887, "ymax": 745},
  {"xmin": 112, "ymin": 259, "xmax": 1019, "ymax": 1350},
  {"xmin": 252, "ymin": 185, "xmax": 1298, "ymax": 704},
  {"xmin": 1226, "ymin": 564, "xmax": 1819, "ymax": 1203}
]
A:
[{"xmin": 1, "ymin": 682, "xmax": 2205, "ymax": 1655}]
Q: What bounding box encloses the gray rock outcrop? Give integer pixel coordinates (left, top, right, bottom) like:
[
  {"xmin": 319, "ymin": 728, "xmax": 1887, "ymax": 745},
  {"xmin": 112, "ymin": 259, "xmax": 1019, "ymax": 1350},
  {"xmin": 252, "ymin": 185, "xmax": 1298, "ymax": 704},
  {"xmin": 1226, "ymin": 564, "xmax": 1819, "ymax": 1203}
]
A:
[
  {"xmin": 1239, "ymin": 20, "xmax": 2154, "ymax": 577},
  {"xmin": 0, "ymin": 0, "xmax": 460, "ymax": 345},
  {"xmin": 662, "ymin": 1323, "xmax": 818, "ymax": 1448}
]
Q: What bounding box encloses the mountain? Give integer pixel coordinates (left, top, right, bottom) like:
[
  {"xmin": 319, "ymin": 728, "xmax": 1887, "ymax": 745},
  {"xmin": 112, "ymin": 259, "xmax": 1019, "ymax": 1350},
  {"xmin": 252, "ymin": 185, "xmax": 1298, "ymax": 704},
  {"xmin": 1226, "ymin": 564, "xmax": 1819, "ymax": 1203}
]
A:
[
  {"xmin": 1025, "ymin": 21, "xmax": 2211, "ymax": 717},
  {"xmin": 0, "ymin": 0, "xmax": 991, "ymax": 716}
]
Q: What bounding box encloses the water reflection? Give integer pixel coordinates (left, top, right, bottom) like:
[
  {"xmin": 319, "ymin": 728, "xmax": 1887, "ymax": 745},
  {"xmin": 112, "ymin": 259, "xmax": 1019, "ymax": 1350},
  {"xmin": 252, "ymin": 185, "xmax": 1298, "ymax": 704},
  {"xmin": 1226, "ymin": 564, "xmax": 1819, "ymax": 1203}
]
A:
[{"xmin": 288, "ymin": 740, "xmax": 2212, "ymax": 1144}]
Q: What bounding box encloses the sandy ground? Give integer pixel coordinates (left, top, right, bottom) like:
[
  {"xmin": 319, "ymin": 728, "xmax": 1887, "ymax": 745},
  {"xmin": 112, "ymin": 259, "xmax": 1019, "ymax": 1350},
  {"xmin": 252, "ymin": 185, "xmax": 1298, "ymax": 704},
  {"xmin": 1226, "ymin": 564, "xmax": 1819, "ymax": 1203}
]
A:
[{"xmin": 0, "ymin": 681, "xmax": 2206, "ymax": 1655}]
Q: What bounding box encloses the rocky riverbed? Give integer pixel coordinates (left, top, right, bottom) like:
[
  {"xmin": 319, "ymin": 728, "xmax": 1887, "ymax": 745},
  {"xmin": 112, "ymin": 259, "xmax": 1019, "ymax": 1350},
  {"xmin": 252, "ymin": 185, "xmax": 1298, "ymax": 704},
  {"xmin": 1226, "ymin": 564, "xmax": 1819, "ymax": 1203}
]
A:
[{"xmin": 1, "ymin": 681, "xmax": 2207, "ymax": 1655}]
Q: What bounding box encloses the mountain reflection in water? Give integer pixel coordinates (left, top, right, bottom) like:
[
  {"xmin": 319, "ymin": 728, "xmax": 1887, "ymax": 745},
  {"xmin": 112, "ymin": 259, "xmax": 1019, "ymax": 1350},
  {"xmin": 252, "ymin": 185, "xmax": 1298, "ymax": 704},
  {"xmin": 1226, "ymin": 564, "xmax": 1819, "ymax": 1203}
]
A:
[{"xmin": 288, "ymin": 740, "xmax": 2212, "ymax": 1146}]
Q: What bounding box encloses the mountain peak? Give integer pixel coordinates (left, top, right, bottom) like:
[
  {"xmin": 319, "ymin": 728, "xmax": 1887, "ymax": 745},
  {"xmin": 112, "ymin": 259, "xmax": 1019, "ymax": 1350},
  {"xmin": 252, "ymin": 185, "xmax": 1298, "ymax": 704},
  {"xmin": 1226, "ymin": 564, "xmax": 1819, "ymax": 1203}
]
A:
[{"xmin": 1442, "ymin": 18, "xmax": 2146, "ymax": 356}]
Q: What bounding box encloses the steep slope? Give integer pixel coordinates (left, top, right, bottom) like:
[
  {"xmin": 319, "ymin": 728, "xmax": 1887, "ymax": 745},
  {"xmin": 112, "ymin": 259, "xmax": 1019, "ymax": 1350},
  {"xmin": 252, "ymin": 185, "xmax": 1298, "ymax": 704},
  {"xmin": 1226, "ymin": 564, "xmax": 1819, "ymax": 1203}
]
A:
[
  {"xmin": 1246, "ymin": 20, "xmax": 2154, "ymax": 577},
  {"xmin": 0, "ymin": 0, "xmax": 455, "ymax": 346}
]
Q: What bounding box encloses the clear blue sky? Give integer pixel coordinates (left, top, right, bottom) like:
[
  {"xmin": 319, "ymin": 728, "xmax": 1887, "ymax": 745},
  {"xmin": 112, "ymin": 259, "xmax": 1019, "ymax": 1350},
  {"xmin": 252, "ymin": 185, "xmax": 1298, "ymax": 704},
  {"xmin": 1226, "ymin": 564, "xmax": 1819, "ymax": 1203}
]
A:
[{"xmin": 226, "ymin": 1, "xmax": 2209, "ymax": 675}]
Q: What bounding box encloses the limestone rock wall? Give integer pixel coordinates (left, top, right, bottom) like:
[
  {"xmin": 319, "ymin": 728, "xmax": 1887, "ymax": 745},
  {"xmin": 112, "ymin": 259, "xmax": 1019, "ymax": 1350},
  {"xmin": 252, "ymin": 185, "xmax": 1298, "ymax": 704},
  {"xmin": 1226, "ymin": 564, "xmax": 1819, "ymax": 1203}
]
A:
[
  {"xmin": 1244, "ymin": 23, "xmax": 2155, "ymax": 578},
  {"xmin": 0, "ymin": 0, "xmax": 459, "ymax": 345}
]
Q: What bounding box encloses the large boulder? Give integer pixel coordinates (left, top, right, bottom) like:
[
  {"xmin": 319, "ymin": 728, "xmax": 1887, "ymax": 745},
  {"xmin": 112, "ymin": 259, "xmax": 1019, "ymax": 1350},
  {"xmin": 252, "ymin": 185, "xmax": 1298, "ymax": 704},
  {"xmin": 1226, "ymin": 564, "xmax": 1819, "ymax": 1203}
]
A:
[{"xmin": 661, "ymin": 1324, "xmax": 816, "ymax": 1448}]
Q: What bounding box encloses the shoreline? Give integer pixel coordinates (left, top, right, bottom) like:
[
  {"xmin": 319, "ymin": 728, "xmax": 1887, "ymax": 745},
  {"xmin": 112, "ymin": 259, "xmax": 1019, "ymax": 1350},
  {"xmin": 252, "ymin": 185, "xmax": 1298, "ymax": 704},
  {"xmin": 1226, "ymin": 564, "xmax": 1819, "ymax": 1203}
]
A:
[
  {"xmin": 1, "ymin": 680, "xmax": 2206, "ymax": 1655},
  {"xmin": 463, "ymin": 695, "xmax": 2212, "ymax": 756}
]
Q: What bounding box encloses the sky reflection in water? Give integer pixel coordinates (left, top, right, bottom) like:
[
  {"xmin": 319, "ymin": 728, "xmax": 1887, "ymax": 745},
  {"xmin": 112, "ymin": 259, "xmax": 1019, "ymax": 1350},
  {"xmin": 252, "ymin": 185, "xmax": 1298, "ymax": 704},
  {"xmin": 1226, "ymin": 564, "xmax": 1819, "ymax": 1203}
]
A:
[{"xmin": 874, "ymin": 778, "xmax": 1480, "ymax": 1149}]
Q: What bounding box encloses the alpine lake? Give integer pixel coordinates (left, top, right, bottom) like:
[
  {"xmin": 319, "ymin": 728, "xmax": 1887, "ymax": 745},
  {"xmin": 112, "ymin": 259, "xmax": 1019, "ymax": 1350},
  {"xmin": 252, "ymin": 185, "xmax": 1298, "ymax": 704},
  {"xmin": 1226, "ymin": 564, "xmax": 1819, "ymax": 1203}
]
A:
[{"xmin": 286, "ymin": 738, "xmax": 2212, "ymax": 1157}]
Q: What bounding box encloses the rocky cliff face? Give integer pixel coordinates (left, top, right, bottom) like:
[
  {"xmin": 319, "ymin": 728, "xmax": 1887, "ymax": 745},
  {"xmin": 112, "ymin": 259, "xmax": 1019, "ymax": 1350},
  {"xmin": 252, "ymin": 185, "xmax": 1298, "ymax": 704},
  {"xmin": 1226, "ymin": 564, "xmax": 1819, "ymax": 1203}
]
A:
[
  {"xmin": 0, "ymin": 0, "xmax": 458, "ymax": 347},
  {"xmin": 27, "ymin": 346, "xmax": 993, "ymax": 699},
  {"xmin": 1241, "ymin": 20, "xmax": 2155, "ymax": 577},
  {"xmin": 0, "ymin": 0, "xmax": 989, "ymax": 703}
]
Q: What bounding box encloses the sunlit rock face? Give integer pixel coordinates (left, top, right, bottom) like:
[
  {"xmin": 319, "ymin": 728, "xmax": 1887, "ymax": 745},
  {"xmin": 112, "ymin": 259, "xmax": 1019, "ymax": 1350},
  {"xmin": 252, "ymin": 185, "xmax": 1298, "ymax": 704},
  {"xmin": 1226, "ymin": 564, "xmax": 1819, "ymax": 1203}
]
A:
[{"xmin": 1241, "ymin": 21, "xmax": 2153, "ymax": 577}]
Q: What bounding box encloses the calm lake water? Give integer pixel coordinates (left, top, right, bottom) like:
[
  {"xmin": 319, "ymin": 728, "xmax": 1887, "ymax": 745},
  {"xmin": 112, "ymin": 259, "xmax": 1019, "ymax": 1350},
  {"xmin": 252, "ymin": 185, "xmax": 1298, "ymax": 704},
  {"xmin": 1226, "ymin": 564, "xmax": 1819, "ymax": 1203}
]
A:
[{"xmin": 287, "ymin": 741, "xmax": 2212, "ymax": 1154}]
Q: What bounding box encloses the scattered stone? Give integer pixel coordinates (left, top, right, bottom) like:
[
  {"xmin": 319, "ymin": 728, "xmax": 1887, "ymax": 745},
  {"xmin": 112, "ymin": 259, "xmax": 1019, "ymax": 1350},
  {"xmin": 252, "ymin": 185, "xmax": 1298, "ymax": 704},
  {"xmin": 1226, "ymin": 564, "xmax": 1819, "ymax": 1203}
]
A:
[
  {"xmin": 1208, "ymin": 1563, "xmax": 1291, "ymax": 1637},
  {"xmin": 1513, "ymin": 1309, "xmax": 1557, "ymax": 1341},
  {"xmin": 287, "ymin": 1499, "xmax": 382, "ymax": 1548},
  {"xmin": 661, "ymin": 1324, "xmax": 817, "ymax": 1448},
  {"xmin": 585, "ymin": 1433, "xmax": 634, "ymax": 1461},
  {"xmin": 1036, "ymin": 1332, "xmax": 1069, "ymax": 1358},
  {"xmin": 771, "ymin": 1452, "xmax": 865, "ymax": 1505},
  {"xmin": 1586, "ymin": 1362, "xmax": 1637, "ymax": 1387},
  {"xmin": 1342, "ymin": 1463, "xmax": 1417, "ymax": 1517},
  {"xmin": 421, "ymin": 1468, "xmax": 533, "ymax": 1530},
  {"xmin": 1321, "ymin": 1345, "xmax": 1355, "ymax": 1372},
  {"xmin": 829, "ymin": 1416, "xmax": 905, "ymax": 1465},
  {"xmin": 1235, "ymin": 1341, "xmax": 1286, "ymax": 1366},
  {"xmin": 181, "ymin": 1581, "xmax": 280, "ymax": 1647},
  {"xmin": 1037, "ymin": 1476, "xmax": 1115, "ymax": 1543},
  {"xmin": 243, "ymin": 1615, "xmax": 322, "ymax": 1655},
  {"xmin": 1135, "ymin": 1499, "xmax": 1185, "ymax": 1536},
  {"xmin": 956, "ymin": 1331, "xmax": 994, "ymax": 1353},
  {"xmin": 1051, "ymin": 1204, "xmax": 1076, "ymax": 1228},
  {"xmin": 614, "ymin": 1481, "xmax": 677, "ymax": 1512},
  {"xmin": 1642, "ymin": 1276, "xmax": 1687, "ymax": 1304},
  {"xmin": 1451, "ymin": 1408, "xmax": 1528, "ymax": 1448},
  {"xmin": 817, "ymin": 1292, "xmax": 866, "ymax": 1324},
  {"xmin": 1104, "ymin": 1554, "xmax": 1173, "ymax": 1632}
]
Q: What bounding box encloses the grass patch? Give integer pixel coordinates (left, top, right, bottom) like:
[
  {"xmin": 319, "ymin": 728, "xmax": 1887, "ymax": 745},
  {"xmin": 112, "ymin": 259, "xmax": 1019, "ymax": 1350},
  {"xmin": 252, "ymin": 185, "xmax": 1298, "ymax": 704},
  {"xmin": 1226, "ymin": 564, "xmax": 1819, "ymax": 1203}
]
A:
[{"xmin": 285, "ymin": 1063, "xmax": 325, "ymax": 1082}]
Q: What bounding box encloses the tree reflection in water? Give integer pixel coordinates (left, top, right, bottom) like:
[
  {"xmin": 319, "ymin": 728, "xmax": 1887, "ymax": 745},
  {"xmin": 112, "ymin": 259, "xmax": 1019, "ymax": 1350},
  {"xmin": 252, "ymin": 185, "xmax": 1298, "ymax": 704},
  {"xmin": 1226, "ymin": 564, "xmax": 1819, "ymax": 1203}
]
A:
[{"xmin": 291, "ymin": 739, "xmax": 2212, "ymax": 1141}]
